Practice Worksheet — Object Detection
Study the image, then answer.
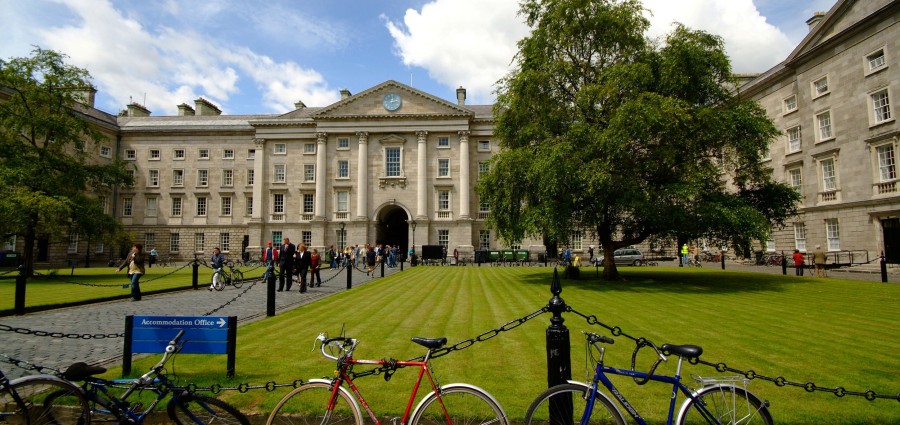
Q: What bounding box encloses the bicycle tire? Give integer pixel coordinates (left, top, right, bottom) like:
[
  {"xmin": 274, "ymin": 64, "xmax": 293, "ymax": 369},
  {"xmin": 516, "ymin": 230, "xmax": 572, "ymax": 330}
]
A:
[
  {"xmin": 212, "ymin": 270, "xmax": 225, "ymax": 291},
  {"xmin": 524, "ymin": 382, "xmax": 625, "ymax": 425},
  {"xmin": 231, "ymin": 270, "xmax": 244, "ymax": 289},
  {"xmin": 167, "ymin": 393, "xmax": 249, "ymax": 425},
  {"xmin": 409, "ymin": 383, "xmax": 508, "ymax": 425},
  {"xmin": 266, "ymin": 381, "xmax": 362, "ymax": 425},
  {"xmin": 677, "ymin": 385, "xmax": 773, "ymax": 425},
  {"xmin": 5, "ymin": 374, "xmax": 91, "ymax": 424}
]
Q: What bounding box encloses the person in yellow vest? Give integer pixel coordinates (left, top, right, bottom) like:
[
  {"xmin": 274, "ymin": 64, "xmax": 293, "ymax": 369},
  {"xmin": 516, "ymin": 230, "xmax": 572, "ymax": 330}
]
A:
[
  {"xmin": 573, "ymin": 254, "xmax": 582, "ymax": 267},
  {"xmin": 681, "ymin": 243, "xmax": 689, "ymax": 266}
]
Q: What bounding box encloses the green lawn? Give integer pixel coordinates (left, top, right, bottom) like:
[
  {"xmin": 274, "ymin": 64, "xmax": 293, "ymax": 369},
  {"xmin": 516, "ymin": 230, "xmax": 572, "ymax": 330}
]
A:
[{"xmin": 117, "ymin": 266, "xmax": 900, "ymax": 424}]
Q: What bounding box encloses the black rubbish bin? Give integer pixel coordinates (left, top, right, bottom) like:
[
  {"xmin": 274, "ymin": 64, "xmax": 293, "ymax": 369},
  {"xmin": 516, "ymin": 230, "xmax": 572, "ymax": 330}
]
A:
[{"xmin": 754, "ymin": 251, "xmax": 763, "ymax": 265}]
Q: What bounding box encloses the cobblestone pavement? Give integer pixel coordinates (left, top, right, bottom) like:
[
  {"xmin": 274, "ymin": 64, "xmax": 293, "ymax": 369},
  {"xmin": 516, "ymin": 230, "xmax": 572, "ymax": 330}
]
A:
[{"xmin": 1, "ymin": 263, "xmax": 402, "ymax": 379}]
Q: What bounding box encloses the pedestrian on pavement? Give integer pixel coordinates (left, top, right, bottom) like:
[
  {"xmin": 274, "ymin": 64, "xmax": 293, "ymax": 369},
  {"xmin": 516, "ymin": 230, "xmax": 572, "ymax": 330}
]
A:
[
  {"xmin": 116, "ymin": 243, "xmax": 145, "ymax": 301},
  {"xmin": 366, "ymin": 245, "xmax": 377, "ymax": 276},
  {"xmin": 209, "ymin": 247, "xmax": 226, "ymax": 290},
  {"xmin": 328, "ymin": 245, "xmax": 337, "ymax": 269},
  {"xmin": 813, "ymin": 245, "xmax": 827, "ymax": 277},
  {"xmin": 792, "ymin": 249, "xmax": 805, "ymax": 276},
  {"xmin": 681, "ymin": 243, "xmax": 689, "ymax": 266},
  {"xmin": 278, "ymin": 238, "xmax": 296, "ymax": 291},
  {"xmin": 310, "ymin": 248, "xmax": 322, "ymax": 287},
  {"xmin": 296, "ymin": 243, "xmax": 311, "ymax": 292},
  {"xmin": 148, "ymin": 247, "xmax": 158, "ymax": 268}
]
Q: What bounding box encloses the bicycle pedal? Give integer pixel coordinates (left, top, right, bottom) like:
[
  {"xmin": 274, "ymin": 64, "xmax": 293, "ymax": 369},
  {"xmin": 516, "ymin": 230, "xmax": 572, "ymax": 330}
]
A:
[{"xmin": 390, "ymin": 417, "xmax": 401, "ymax": 425}]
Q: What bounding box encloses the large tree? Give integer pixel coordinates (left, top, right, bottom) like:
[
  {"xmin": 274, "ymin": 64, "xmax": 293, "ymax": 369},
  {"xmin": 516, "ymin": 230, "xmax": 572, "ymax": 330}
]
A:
[
  {"xmin": 0, "ymin": 48, "xmax": 133, "ymax": 276},
  {"xmin": 478, "ymin": 0, "xmax": 799, "ymax": 279}
]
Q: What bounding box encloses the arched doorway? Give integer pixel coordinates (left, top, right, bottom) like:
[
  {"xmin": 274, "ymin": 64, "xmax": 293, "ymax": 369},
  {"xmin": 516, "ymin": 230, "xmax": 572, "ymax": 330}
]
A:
[{"xmin": 375, "ymin": 206, "xmax": 410, "ymax": 252}]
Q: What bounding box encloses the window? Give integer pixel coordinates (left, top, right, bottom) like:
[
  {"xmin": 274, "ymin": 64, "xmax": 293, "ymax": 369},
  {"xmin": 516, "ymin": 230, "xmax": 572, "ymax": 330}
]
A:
[
  {"xmin": 479, "ymin": 201, "xmax": 490, "ymax": 219},
  {"xmin": 125, "ymin": 149, "xmax": 136, "ymax": 160},
  {"xmin": 68, "ymin": 233, "xmax": 79, "ymax": 254},
  {"xmin": 99, "ymin": 196, "xmax": 108, "ymax": 214},
  {"xmin": 274, "ymin": 143, "xmax": 286, "ymax": 154},
  {"xmin": 438, "ymin": 190, "xmax": 450, "ymax": 211},
  {"xmin": 336, "ymin": 191, "xmax": 348, "ymax": 212},
  {"xmin": 196, "ymin": 196, "xmax": 207, "ymax": 216},
  {"xmin": 150, "ymin": 149, "xmax": 160, "ymax": 160},
  {"xmin": 766, "ymin": 240, "xmax": 776, "ymax": 252},
  {"xmin": 794, "ymin": 223, "xmax": 807, "ymax": 251},
  {"xmin": 787, "ymin": 126, "xmax": 801, "ymax": 153},
  {"xmin": 220, "ymin": 233, "xmax": 230, "ymax": 252},
  {"xmin": 302, "ymin": 231, "xmax": 312, "ymax": 246},
  {"xmin": 246, "ymin": 196, "xmax": 253, "ymax": 215},
  {"xmin": 145, "ymin": 233, "xmax": 155, "ymax": 248},
  {"xmin": 438, "ymin": 230, "xmax": 449, "ymax": 249},
  {"xmin": 146, "ymin": 197, "xmax": 157, "ymax": 217},
  {"xmin": 337, "ymin": 160, "xmax": 349, "ymax": 179},
  {"xmin": 338, "ymin": 138, "xmax": 350, "ymax": 149},
  {"xmin": 478, "ymin": 140, "xmax": 490, "ymax": 151},
  {"xmin": 221, "ymin": 196, "xmax": 232, "ymax": 216},
  {"xmin": 224, "ymin": 149, "xmax": 234, "ymax": 159},
  {"xmin": 247, "ymin": 169, "xmax": 255, "ymax": 185},
  {"xmin": 788, "ymin": 168, "xmax": 802, "ymax": 190},
  {"xmin": 478, "ymin": 162, "xmax": 490, "ymax": 179},
  {"xmin": 172, "ymin": 197, "xmax": 182, "ymax": 216},
  {"xmin": 174, "ymin": 149, "xmax": 185, "ymax": 160},
  {"xmin": 197, "ymin": 169, "xmax": 208, "ymax": 187},
  {"xmin": 304, "ymin": 164, "xmax": 315, "ymax": 182},
  {"xmin": 199, "ymin": 149, "xmax": 209, "ymax": 159},
  {"xmin": 304, "ymin": 143, "xmax": 316, "ymax": 154},
  {"xmin": 816, "ymin": 111, "xmax": 833, "ymax": 141},
  {"xmin": 100, "ymin": 146, "xmax": 111, "ymax": 158},
  {"xmin": 170, "ymin": 233, "xmax": 180, "ymax": 253},
  {"xmin": 272, "ymin": 231, "xmax": 282, "ymax": 246},
  {"xmin": 303, "ymin": 194, "xmax": 314, "ymax": 214},
  {"xmin": 867, "ymin": 49, "xmax": 886, "ymax": 72},
  {"xmin": 195, "ymin": 233, "xmax": 205, "ymax": 253},
  {"xmin": 273, "ymin": 194, "xmax": 284, "ymax": 214},
  {"xmin": 572, "ymin": 231, "xmax": 583, "ymax": 250},
  {"xmin": 783, "ymin": 95, "xmax": 797, "ymax": 114},
  {"xmin": 812, "ymin": 76, "xmax": 829, "ymax": 97},
  {"xmin": 4, "ymin": 235, "xmax": 15, "ymax": 251},
  {"xmin": 438, "ymin": 159, "xmax": 450, "ymax": 177},
  {"xmin": 877, "ymin": 144, "xmax": 896, "ymax": 182},
  {"xmin": 386, "ymin": 147, "xmax": 401, "ymax": 177},
  {"xmin": 438, "ymin": 137, "xmax": 449, "ymax": 147},
  {"xmin": 248, "ymin": 149, "xmax": 256, "ymax": 159},
  {"xmin": 126, "ymin": 169, "xmax": 135, "ymax": 182},
  {"xmin": 148, "ymin": 169, "xmax": 159, "ymax": 187},
  {"xmin": 821, "ymin": 158, "xmax": 837, "ymax": 191},
  {"xmin": 223, "ymin": 169, "xmax": 233, "ymax": 187},
  {"xmin": 479, "ymin": 230, "xmax": 490, "ymax": 250},
  {"xmin": 274, "ymin": 164, "xmax": 286, "ymax": 183},
  {"xmin": 871, "ymin": 89, "xmax": 892, "ymax": 124},
  {"xmin": 173, "ymin": 169, "xmax": 184, "ymax": 187},
  {"xmin": 95, "ymin": 241, "xmax": 104, "ymax": 254},
  {"xmin": 122, "ymin": 197, "xmax": 133, "ymax": 217},
  {"xmin": 826, "ymin": 218, "xmax": 840, "ymax": 251}
]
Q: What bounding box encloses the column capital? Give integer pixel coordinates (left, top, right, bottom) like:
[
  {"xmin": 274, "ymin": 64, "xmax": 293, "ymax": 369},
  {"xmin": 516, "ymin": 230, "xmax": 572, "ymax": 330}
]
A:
[
  {"xmin": 458, "ymin": 130, "xmax": 470, "ymax": 141},
  {"xmin": 316, "ymin": 132, "xmax": 327, "ymax": 143},
  {"xmin": 416, "ymin": 130, "xmax": 428, "ymax": 142},
  {"xmin": 254, "ymin": 138, "xmax": 266, "ymax": 148},
  {"xmin": 357, "ymin": 131, "xmax": 369, "ymax": 143}
]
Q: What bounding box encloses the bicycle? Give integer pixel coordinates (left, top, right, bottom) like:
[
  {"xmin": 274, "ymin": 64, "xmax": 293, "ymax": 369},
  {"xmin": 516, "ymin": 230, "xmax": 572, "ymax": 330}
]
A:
[
  {"xmin": 211, "ymin": 261, "xmax": 244, "ymax": 291},
  {"xmin": 266, "ymin": 332, "xmax": 509, "ymax": 425},
  {"xmin": 524, "ymin": 332, "xmax": 772, "ymax": 425},
  {"xmin": 1, "ymin": 367, "xmax": 90, "ymax": 424},
  {"xmin": 51, "ymin": 330, "xmax": 249, "ymax": 425}
]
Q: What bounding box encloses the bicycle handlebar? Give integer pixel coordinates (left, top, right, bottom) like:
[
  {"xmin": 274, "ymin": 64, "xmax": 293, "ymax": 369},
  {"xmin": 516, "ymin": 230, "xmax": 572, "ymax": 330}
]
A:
[{"xmin": 315, "ymin": 333, "xmax": 358, "ymax": 361}]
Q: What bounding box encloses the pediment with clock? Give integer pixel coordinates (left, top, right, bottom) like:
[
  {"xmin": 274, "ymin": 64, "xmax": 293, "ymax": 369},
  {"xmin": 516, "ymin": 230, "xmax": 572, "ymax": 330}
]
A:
[{"xmin": 311, "ymin": 80, "xmax": 473, "ymax": 119}]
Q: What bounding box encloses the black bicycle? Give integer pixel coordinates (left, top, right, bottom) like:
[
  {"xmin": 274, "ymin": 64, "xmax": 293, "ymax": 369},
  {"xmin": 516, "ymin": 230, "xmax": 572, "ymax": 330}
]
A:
[
  {"xmin": 1, "ymin": 366, "xmax": 89, "ymax": 424},
  {"xmin": 212, "ymin": 261, "xmax": 244, "ymax": 291}
]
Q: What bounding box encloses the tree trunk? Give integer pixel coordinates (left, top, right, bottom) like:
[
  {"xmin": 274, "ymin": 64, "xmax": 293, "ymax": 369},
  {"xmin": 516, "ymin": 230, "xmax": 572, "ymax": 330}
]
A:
[{"xmin": 601, "ymin": 244, "xmax": 620, "ymax": 280}]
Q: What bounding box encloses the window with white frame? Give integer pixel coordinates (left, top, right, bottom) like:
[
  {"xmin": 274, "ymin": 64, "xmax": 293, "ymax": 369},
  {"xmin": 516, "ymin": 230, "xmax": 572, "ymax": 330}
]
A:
[
  {"xmin": 246, "ymin": 196, "xmax": 253, "ymax": 215},
  {"xmin": 197, "ymin": 169, "xmax": 208, "ymax": 187},
  {"xmin": 195, "ymin": 233, "xmax": 205, "ymax": 253},
  {"xmin": 437, "ymin": 190, "xmax": 450, "ymax": 211},
  {"xmin": 248, "ymin": 149, "xmax": 255, "ymax": 159},
  {"xmin": 145, "ymin": 233, "xmax": 155, "ymax": 248},
  {"xmin": 304, "ymin": 143, "xmax": 316, "ymax": 154},
  {"xmin": 95, "ymin": 241, "xmax": 104, "ymax": 254},
  {"xmin": 336, "ymin": 191, "xmax": 348, "ymax": 213},
  {"xmin": 572, "ymin": 231, "xmax": 583, "ymax": 250},
  {"xmin": 438, "ymin": 230, "xmax": 449, "ymax": 249},
  {"xmin": 274, "ymin": 164, "xmax": 286, "ymax": 183},
  {"xmin": 148, "ymin": 169, "xmax": 159, "ymax": 187},
  {"xmin": 274, "ymin": 143, "xmax": 286, "ymax": 155},
  {"xmin": 871, "ymin": 89, "xmax": 892, "ymax": 124},
  {"xmin": 122, "ymin": 197, "xmax": 133, "ymax": 217},
  {"xmin": 766, "ymin": 240, "xmax": 776, "ymax": 252},
  {"xmin": 783, "ymin": 95, "xmax": 797, "ymax": 114},
  {"xmin": 788, "ymin": 167, "xmax": 802, "ymax": 191},
  {"xmin": 100, "ymin": 146, "xmax": 111, "ymax": 158},
  {"xmin": 150, "ymin": 149, "xmax": 160, "ymax": 160},
  {"xmin": 438, "ymin": 159, "xmax": 450, "ymax": 177},
  {"xmin": 146, "ymin": 197, "xmax": 157, "ymax": 217},
  {"xmin": 816, "ymin": 111, "xmax": 833, "ymax": 141},
  {"xmin": 794, "ymin": 223, "xmax": 807, "ymax": 251},
  {"xmin": 199, "ymin": 149, "xmax": 209, "ymax": 159},
  {"xmin": 221, "ymin": 196, "xmax": 232, "ymax": 216},
  {"xmin": 302, "ymin": 231, "xmax": 312, "ymax": 246},
  {"xmin": 173, "ymin": 169, "xmax": 184, "ymax": 187},
  {"xmin": 220, "ymin": 233, "xmax": 230, "ymax": 252},
  {"xmin": 172, "ymin": 197, "xmax": 182, "ymax": 216},
  {"xmin": 338, "ymin": 138, "xmax": 349, "ymax": 149},
  {"xmin": 877, "ymin": 144, "xmax": 896, "ymax": 182},
  {"xmin": 787, "ymin": 126, "xmax": 801, "ymax": 153},
  {"xmin": 273, "ymin": 194, "xmax": 284, "ymax": 214},
  {"xmin": 478, "ymin": 162, "xmax": 489, "ymax": 179},
  {"xmin": 821, "ymin": 158, "xmax": 837, "ymax": 192},
  {"xmin": 170, "ymin": 233, "xmax": 180, "ymax": 252},
  {"xmin": 479, "ymin": 201, "xmax": 490, "ymax": 219},
  {"xmin": 385, "ymin": 147, "xmax": 401, "ymax": 177},
  {"xmin": 303, "ymin": 194, "xmax": 314, "ymax": 214},
  {"xmin": 304, "ymin": 164, "xmax": 315, "ymax": 182},
  {"xmin": 438, "ymin": 137, "xmax": 449, "ymax": 147},
  {"xmin": 224, "ymin": 149, "xmax": 234, "ymax": 159},
  {"xmin": 247, "ymin": 169, "xmax": 254, "ymax": 185},
  {"xmin": 338, "ymin": 160, "xmax": 349, "ymax": 179},
  {"xmin": 223, "ymin": 169, "xmax": 233, "ymax": 187},
  {"xmin": 479, "ymin": 230, "xmax": 490, "ymax": 250},
  {"xmin": 812, "ymin": 76, "xmax": 829, "ymax": 97},
  {"xmin": 478, "ymin": 140, "xmax": 490, "ymax": 151},
  {"xmin": 125, "ymin": 149, "xmax": 136, "ymax": 160},
  {"xmin": 99, "ymin": 196, "xmax": 108, "ymax": 214},
  {"xmin": 826, "ymin": 218, "xmax": 840, "ymax": 251},
  {"xmin": 196, "ymin": 196, "xmax": 207, "ymax": 216},
  {"xmin": 174, "ymin": 149, "xmax": 185, "ymax": 160},
  {"xmin": 866, "ymin": 48, "xmax": 886, "ymax": 73},
  {"xmin": 3, "ymin": 235, "xmax": 15, "ymax": 251},
  {"xmin": 68, "ymin": 233, "xmax": 79, "ymax": 254}
]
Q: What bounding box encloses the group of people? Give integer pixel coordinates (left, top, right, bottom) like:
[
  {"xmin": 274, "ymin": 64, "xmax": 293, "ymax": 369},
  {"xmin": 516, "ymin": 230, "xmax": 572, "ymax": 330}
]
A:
[
  {"xmin": 261, "ymin": 238, "xmax": 325, "ymax": 293},
  {"xmin": 791, "ymin": 245, "xmax": 829, "ymax": 277}
]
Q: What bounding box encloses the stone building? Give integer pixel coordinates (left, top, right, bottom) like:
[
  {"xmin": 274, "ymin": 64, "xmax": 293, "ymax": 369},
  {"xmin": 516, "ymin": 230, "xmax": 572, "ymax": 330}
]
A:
[{"xmin": 741, "ymin": 0, "xmax": 899, "ymax": 261}]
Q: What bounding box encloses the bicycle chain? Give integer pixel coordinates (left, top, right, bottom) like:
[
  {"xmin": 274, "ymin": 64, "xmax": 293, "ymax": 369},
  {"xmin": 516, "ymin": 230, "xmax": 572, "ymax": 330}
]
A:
[{"xmin": 567, "ymin": 306, "xmax": 900, "ymax": 402}]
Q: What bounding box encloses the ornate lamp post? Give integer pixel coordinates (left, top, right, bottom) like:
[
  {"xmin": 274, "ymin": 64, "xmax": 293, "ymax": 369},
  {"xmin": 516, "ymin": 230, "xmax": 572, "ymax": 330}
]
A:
[
  {"xmin": 339, "ymin": 221, "xmax": 346, "ymax": 250},
  {"xmin": 408, "ymin": 219, "xmax": 417, "ymax": 249}
]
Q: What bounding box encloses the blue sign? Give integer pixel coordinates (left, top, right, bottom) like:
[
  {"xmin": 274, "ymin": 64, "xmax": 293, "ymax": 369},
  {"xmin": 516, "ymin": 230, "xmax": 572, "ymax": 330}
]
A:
[{"xmin": 130, "ymin": 315, "xmax": 232, "ymax": 355}]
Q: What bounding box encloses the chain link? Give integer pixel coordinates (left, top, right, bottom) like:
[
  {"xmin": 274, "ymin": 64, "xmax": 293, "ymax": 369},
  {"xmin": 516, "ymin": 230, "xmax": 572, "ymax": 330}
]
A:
[
  {"xmin": 0, "ymin": 323, "xmax": 124, "ymax": 339},
  {"xmin": 203, "ymin": 282, "xmax": 257, "ymax": 316},
  {"xmin": 568, "ymin": 306, "xmax": 900, "ymax": 402}
]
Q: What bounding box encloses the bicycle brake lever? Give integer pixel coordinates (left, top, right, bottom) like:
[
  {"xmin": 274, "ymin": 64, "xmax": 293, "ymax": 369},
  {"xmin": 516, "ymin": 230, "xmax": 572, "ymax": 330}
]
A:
[{"xmin": 313, "ymin": 333, "xmax": 327, "ymax": 351}]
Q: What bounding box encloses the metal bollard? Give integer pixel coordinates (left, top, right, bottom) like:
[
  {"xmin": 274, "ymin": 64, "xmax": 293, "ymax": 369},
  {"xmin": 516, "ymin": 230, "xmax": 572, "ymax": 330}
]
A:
[
  {"xmin": 781, "ymin": 251, "xmax": 787, "ymax": 275},
  {"xmin": 192, "ymin": 260, "xmax": 199, "ymax": 290},
  {"xmin": 721, "ymin": 253, "xmax": 725, "ymax": 270},
  {"xmin": 267, "ymin": 265, "xmax": 276, "ymax": 317},
  {"xmin": 15, "ymin": 265, "xmax": 26, "ymax": 315},
  {"xmin": 381, "ymin": 257, "xmax": 385, "ymax": 277},
  {"xmin": 546, "ymin": 268, "xmax": 571, "ymax": 424},
  {"xmin": 881, "ymin": 253, "xmax": 888, "ymax": 283},
  {"xmin": 346, "ymin": 262, "xmax": 353, "ymax": 290}
]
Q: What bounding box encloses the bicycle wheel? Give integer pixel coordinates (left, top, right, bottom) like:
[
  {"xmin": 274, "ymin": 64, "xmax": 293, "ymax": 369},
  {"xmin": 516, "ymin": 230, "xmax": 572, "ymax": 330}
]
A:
[
  {"xmin": 212, "ymin": 270, "xmax": 225, "ymax": 291},
  {"xmin": 267, "ymin": 381, "xmax": 361, "ymax": 425},
  {"xmin": 678, "ymin": 385, "xmax": 772, "ymax": 425},
  {"xmin": 231, "ymin": 270, "xmax": 244, "ymax": 289},
  {"xmin": 167, "ymin": 393, "xmax": 249, "ymax": 425},
  {"xmin": 410, "ymin": 384, "xmax": 508, "ymax": 425},
  {"xmin": 524, "ymin": 383, "xmax": 625, "ymax": 425},
  {"xmin": 4, "ymin": 374, "xmax": 91, "ymax": 424}
]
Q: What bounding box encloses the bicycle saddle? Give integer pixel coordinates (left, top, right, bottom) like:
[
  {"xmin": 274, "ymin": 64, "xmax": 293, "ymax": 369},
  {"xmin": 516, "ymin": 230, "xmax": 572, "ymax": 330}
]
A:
[
  {"xmin": 411, "ymin": 337, "xmax": 447, "ymax": 349},
  {"xmin": 63, "ymin": 362, "xmax": 108, "ymax": 380},
  {"xmin": 661, "ymin": 344, "xmax": 703, "ymax": 358}
]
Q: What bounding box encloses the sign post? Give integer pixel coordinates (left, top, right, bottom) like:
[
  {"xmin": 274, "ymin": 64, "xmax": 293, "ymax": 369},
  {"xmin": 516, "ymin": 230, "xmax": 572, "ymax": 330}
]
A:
[{"xmin": 124, "ymin": 315, "xmax": 237, "ymax": 377}]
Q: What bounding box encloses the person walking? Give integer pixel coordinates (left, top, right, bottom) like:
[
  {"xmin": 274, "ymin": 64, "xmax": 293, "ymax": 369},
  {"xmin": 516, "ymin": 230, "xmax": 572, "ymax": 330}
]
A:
[
  {"xmin": 310, "ymin": 248, "xmax": 322, "ymax": 287},
  {"xmin": 148, "ymin": 247, "xmax": 158, "ymax": 268},
  {"xmin": 296, "ymin": 243, "xmax": 311, "ymax": 292},
  {"xmin": 792, "ymin": 249, "xmax": 805, "ymax": 276},
  {"xmin": 209, "ymin": 247, "xmax": 226, "ymax": 290},
  {"xmin": 813, "ymin": 245, "xmax": 827, "ymax": 277},
  {"xmin": 116, "ymin": 243, "xmax": 146, "ymax": 301},
  {"xmin": 681, "ymin": 243, "xmax": 689, "ymax": 266},
  {"xmin": 366, "ymin": 244, "xmax": 377, "ymax": 276},
  {"xmin": 278, "ymin": 238, "xmax": 296, "ymax": 291}
]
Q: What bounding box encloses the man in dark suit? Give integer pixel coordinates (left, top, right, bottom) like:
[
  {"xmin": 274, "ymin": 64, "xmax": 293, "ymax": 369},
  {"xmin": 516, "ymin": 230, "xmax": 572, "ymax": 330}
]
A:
[
  {"xmin": 278, "ymin": 238, "xmax": 296, "ymax": 291},
  {"xmin": 295, "ymin": 243, "xmax": 311, "ymax": 293}
]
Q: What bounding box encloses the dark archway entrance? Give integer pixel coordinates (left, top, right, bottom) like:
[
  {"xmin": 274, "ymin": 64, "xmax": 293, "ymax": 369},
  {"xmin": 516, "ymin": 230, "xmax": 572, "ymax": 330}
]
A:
[
  {"xmin": 376, "ymin": 206, "xmax": 410, "ymax": 253},
  {"xmin": 882, "ymin": 218, "xmax": 900, "ymax": 263}
]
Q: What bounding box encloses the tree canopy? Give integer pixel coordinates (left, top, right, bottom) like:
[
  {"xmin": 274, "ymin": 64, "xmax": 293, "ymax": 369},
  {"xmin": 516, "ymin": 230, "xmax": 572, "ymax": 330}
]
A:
[
  {"xmin": 0, "ymin": 47, "xmax": 133, "ymax": 276},
  {"xmin": 478, "ymin": 0, "xmax": 799, "ymax": 279}
]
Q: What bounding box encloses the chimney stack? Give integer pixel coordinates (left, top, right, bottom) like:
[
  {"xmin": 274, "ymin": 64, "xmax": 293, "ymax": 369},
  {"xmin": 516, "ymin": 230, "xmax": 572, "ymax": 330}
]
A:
[
  {"xmin": 806, "ymin": 11, "xmax": 826, "ymax": 31},
  {"xmin": 194, "ymin": 97, "xmax": 222, "ymax": 116},
  {"xmin": 126, "ymin": 102, "xmax": 151, "ymax": 117},
  {"xmin": 340, "ymin": 89, "xmax": 352, "ymax": 100},
  {"xmin": 456, "ymin": 86, "xmax": 467, "ymax": 106},
  {"xmin": 177, "ymin": 103, "xmax": 195, "ymax": 116},
  {"xmin": 294, "ymin": 100, "xmax": 307, "ymax": 110},
  {"xmin": 71, "ymin": 86, "xmax": 97, "ymax": 107}
]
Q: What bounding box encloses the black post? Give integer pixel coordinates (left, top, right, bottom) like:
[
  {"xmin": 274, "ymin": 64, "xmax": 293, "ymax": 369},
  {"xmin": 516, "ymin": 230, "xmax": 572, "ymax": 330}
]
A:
[
  {"xmin": 380, "ymin": 256, "xmax": 385, "ymax": 277},
  {"xmin": 346, "ymin": 262, "xmax": 352, "ymax": 290},
  {"xmin": 721, "ymin": 252, "xmax": 726, "ymax": 270},
  {"xmin": 192, "ymin": 259, "xmax": 199, "ymax": 290},
  {"xmin": 14, "ymin": 265, "xmax": 26, "ymax": 315},
  {"xmin": 546, "ymin": 268, "xmax": 571, "ymax": 424},
  {"xmin": 400, "ymin": 255, "xmax": 404, "ymax": 271},
  {"xmin": 881, "ymin": 252, "xmax": 888, "ymax": 283},
  {"xmin": 781, "ymin": 250, "xmax": 787, "ymax": 275},
  {"xmin": 123, "ymin": 315, "xmax": 134, "ymax": 377},
  {"xmin": 266, "ymin": 265, "xmax": 276, "ymax": 317},
  {"xmin": 226, "ymin": 316, "xmax": 237, "ymax": 378}
]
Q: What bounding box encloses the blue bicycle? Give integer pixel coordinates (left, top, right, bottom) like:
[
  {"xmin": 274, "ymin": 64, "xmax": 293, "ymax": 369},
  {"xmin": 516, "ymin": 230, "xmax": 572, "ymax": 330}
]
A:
[{"xmin": 524, "ymin": 332, "xmax": 773, "ymax": 425}]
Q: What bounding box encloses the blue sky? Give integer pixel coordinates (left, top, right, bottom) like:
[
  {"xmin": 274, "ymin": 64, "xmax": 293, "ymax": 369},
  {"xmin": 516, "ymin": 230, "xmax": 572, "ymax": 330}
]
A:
[{"xmin": 0, "ymin": 0, "xmax": 836, "ymax": 116}]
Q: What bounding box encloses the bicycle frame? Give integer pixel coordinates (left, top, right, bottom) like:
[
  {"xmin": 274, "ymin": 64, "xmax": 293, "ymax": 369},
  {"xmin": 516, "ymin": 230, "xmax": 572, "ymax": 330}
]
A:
[{"xmin": 82, "ymin": 376, "xmax": 169, "ymax": 423}]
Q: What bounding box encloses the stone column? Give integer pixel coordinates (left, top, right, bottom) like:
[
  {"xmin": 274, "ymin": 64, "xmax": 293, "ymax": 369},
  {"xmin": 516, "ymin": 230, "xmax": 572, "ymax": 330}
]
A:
[
  {"xmin": 250, "ymin": 138, "xmax": 267, "ymax": 247},
  {"xmin": 315, "ymin": 132, "xmax": 327, "ymax": 220},
  {"xmin": 356, "ymin": 132, "xmax": 368, "ymax": 220},
  {"xmin": 458, "ymin": 131, "xmax": 471, "ymax": 219},
  {"xmin": 416, "ymin": 130, "xmax": 428, "ymax": 219}
]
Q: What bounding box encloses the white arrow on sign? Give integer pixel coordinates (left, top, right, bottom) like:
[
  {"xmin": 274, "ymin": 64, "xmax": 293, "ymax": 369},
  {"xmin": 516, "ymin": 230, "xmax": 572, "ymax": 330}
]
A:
[{"xmin": 217, "ymin": 318, "xmax": 226, "ymax": 328}]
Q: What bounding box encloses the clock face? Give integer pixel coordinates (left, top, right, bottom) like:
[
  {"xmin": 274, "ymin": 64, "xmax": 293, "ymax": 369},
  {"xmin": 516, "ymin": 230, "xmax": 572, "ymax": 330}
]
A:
[{"xmin": 383, "ymin": 93, "xmax": 402, "ymax": 111}]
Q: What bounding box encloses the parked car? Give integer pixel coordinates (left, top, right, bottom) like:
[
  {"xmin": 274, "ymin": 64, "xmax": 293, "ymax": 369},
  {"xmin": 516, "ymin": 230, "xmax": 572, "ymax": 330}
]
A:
[{"xmin": 594, "ymin": 248, "xmax": 644, "ymax": 266}]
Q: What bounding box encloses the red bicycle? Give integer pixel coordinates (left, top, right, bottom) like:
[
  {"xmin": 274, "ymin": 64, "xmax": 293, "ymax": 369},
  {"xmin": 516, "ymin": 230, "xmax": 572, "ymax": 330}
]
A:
[{"xmin": 266, "ymin": 333, "xmax": 508, "ymax": 425}]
